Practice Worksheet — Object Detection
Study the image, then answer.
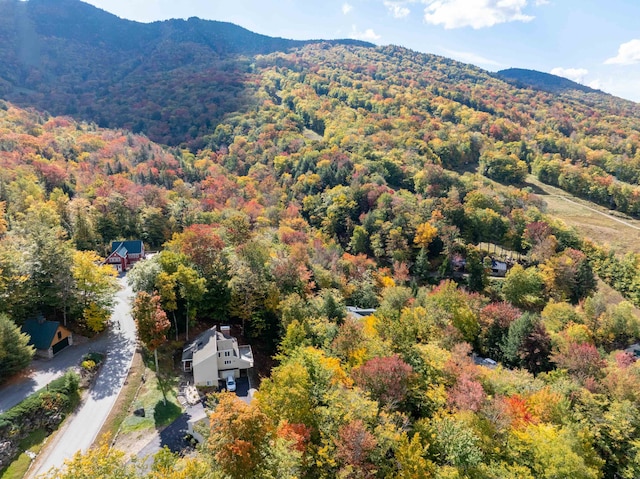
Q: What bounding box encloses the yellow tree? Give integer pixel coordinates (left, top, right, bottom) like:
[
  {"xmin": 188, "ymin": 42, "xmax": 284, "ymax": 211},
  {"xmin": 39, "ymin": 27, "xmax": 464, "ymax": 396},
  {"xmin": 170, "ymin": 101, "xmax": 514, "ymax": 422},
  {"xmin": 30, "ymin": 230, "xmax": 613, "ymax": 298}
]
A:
[
  {"xmin": 72, "ymin": 250, "xmax": 118, "ymax": 330},
  {"xmin": 42, "ymin": 442, "xmax": 136, "ymax": 478},
  {"xmin": 0, "ymin": 201, "xmax": 6, "ymax": 237},
  {"xmin": 395, "ymin": 432, "xmax": 433, "ymax": 479},
  {"xmin": 414, "ymin": 222, "xmax": 438, "ymax": 249},
  {"xmin": 132, "ymin": 291, "xmax": 170, "ymax": 380}
]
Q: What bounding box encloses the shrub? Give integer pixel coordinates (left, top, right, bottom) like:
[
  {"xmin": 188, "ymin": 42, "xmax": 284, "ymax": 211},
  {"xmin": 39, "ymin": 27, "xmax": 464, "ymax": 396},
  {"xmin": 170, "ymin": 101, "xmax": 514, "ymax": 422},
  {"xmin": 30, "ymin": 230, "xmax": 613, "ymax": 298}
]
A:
[
  {"xmin": 0, "ymin": 370, "xmax": 80, "ymax": 469},
  {"xmin": 81, "ymin": 360, "xmax": 96, "ymax": 371}
]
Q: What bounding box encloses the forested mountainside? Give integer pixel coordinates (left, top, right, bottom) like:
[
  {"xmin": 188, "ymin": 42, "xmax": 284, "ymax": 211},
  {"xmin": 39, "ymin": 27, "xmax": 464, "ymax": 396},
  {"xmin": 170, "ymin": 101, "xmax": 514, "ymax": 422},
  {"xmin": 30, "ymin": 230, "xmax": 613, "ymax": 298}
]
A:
[
  {"xmin": 2, "ymin": 0, "xmax": 640, "ymax": 220},
  {"xmin": 3, "ymin": 2, "xmax": 640, "ymax": 477},
  {"xmin": 3, "ymin": 71, "xmax": 640, "ymax": 478}
]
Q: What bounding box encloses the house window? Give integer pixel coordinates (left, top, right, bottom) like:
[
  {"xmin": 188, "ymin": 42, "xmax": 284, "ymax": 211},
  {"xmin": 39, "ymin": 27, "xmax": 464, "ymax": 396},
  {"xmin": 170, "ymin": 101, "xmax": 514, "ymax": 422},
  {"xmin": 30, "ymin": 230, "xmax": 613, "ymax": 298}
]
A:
[
  {"xmin": 224, "ymin": 360, "xmax": 232, "ymax": 365},
  {"xmin": 224, "ymin": 351, "xmax": 230, "ymax": 357},
  {"xmin": 57, "ymin": 331, "xmax": 62, "ymax": 340}
]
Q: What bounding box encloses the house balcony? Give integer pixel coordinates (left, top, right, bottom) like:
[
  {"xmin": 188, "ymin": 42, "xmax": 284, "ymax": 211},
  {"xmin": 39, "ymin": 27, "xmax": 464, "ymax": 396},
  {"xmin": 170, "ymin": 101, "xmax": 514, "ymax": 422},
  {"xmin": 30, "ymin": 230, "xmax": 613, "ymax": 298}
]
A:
[{"xmin": 239, "ymin": 345, "xmax": 254, "ymax": 368}]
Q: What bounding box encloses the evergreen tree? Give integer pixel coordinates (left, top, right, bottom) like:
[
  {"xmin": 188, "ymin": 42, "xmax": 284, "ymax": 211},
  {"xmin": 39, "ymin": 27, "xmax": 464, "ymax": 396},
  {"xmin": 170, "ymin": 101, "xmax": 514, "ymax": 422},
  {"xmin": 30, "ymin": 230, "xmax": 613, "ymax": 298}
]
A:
[
  {"xmin": 502, "ymin": 312, "xmax": 552, "ymax": 373},
  {"xmin": 0, "ymin": 314, "xmax": 35, "ymax": 383}
]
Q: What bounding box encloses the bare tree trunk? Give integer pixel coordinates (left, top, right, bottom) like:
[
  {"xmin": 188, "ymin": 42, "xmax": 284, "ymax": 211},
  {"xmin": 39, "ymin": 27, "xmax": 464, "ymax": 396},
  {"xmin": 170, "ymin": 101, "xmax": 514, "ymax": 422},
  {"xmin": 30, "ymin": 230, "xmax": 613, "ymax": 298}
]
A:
[
  {"xmin": 173, "ymin": 311, "xmax": 178, "ymax": 341},
  {"xmin": 185, "ymin": 301, "xmax": 189, "ymax": 342}
]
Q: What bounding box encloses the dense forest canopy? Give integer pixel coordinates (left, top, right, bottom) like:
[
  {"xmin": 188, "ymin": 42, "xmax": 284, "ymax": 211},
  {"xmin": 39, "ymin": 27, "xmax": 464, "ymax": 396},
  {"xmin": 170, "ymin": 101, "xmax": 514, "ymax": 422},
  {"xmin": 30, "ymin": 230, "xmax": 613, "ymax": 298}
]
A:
[{"xmin": 2, "ymin": 2, "xmax": 640, "ymax": 477}]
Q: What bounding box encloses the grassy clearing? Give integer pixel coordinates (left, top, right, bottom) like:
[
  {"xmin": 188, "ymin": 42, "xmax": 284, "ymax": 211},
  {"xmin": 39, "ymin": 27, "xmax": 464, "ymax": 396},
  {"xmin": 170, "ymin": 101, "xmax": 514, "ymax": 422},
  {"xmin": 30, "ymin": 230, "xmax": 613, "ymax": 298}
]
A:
[
  {"xmin": 526, "ymin": 176, "xmax": 640, "ymax": 256},
  {"xmin": 0, "ymin": 429, "xmax": 47, "ymax": 479}
]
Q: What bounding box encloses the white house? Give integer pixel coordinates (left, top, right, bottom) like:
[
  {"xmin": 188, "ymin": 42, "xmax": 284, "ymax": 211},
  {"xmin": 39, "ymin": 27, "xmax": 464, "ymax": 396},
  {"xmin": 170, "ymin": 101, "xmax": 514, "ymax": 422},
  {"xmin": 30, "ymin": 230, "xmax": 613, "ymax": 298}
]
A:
[{"xmin": 182, "ymin": 326, "xmax": 254, "ymax": 387}]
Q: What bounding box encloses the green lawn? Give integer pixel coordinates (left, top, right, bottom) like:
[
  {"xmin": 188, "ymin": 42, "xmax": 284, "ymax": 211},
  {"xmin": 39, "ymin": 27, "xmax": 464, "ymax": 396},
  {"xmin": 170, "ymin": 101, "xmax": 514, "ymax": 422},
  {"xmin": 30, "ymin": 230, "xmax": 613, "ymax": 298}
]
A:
[
  {"xmin": 525, "ymin": 175, "xmax": 640, "ymax": 256},
  {"xmin": 119, "ymin": 368, "xmax": 181, "ymax": 434}
]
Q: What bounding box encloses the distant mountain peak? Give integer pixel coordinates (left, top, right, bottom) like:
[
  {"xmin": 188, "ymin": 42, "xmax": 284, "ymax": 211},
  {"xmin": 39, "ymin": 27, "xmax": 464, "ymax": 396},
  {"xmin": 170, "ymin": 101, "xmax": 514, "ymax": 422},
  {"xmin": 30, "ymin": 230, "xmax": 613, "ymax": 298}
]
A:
[{"xmin": 497, "ymin": 68, "xmax": 602, "ymax": 95}]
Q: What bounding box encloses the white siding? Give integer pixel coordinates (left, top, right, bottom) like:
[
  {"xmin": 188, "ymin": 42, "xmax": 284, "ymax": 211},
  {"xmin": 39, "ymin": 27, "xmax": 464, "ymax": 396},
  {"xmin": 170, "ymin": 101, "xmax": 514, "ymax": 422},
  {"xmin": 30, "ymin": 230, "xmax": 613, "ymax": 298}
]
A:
[{"xmin": 193, "ymin": 354, "xmax": 219, "ymax": 386}]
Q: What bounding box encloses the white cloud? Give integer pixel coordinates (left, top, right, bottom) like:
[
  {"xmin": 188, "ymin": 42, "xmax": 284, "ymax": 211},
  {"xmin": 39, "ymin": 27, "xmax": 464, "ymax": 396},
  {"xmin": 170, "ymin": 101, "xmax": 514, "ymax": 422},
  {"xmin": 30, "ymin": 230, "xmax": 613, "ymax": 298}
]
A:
[
  {"xmin": 384, "ymin": 1, "xmax": 411, "ymax": 18},
  {"xmin": 422, "ymin": 0, "xmax": 535, "ymax": 29},
  {"xmin": 589, "ymin": 76, "xmax": 640, "ymax": 102},
  {"xmin": 350, "ymin": 25, "xmax": 382, "ymax": 41},
  {"xmin": 534, "ymin": 0, "xmax": 549, "ymax": 5},
  {"xmin": 587, "ymin": 79, "xmax": 602, "ymax": 90},
  {"xmin": 342, "ymin": 3, "xmax": 353, "ymax": 15},
  {"xmin": 605, "ymin": 39, "xmax": 640, "ymax": 65},
  {"xmin": 550, "ymin": 67, "xmax": 589, "ymax": 83},
  {"xmin": 443, "ymin": 48, "xmax": 503, "ymax": 67}
]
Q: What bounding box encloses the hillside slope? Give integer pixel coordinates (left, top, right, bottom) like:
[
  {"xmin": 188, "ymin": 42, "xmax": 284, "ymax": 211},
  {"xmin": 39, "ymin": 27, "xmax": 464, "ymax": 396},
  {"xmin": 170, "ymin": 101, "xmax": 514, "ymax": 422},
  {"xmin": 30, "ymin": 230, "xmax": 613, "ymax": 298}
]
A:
[
  {"xmin": 2, "ymin": 0, "xmax": 640, "ymax": 219},
  {"xmin": 3, "ymin": 17, "xmax": 640, "ymax": 477}
]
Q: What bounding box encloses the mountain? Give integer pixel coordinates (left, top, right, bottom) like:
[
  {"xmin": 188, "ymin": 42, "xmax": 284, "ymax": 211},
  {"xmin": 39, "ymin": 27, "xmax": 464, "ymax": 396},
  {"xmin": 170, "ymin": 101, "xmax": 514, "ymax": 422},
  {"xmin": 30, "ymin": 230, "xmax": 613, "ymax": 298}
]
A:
[
  {"xmin": 496, "ymin": 67, "xmax": 640, "ymax": 112},
  {"xmin": 0, "ymin": 0, "xmax": 372, "ymax": 147},
  {"xmin": 2, "ymin": 0, "xmax": 640, "ymax": 217}
]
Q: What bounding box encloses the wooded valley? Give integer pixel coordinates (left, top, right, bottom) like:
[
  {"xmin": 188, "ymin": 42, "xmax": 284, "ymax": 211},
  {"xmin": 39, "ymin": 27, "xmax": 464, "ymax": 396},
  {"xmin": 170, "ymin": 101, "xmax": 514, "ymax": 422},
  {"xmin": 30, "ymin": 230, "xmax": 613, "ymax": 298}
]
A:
[{"xmin": 2, "ymin": 1, "xmax": 640, "ymax": 477}]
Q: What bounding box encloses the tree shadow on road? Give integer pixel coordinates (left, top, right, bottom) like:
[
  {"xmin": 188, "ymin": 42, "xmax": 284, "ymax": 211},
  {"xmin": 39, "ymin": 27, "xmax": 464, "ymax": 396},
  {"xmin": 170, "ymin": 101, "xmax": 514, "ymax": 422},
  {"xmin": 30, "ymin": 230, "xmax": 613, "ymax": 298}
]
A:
[{"xmin": 89, "ymin": 328, "xmax": 136, "ymax": 401}]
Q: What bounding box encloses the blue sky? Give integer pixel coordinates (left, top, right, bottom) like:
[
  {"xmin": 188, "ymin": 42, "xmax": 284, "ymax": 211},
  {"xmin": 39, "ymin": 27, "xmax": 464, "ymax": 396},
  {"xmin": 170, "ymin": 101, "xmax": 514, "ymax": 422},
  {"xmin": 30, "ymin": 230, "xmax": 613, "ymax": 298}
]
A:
[{"xmin": 82, "ymin": 0, "xmax": 640, "ymax": 102}]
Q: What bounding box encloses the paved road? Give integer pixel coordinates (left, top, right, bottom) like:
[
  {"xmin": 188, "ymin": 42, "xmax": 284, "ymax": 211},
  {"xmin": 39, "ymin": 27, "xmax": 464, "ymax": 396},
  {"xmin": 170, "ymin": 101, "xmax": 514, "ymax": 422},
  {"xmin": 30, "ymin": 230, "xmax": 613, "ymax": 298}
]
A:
[
  {"xmin": 27, "ymin": 277, "xmax": 136, "ymax": 478},
  {"xmin": 0, "ymin": 332, "xmax": 111, "ymax": 413},
  {"xmin": 135, "ymin": 406, "xmax": 200, "ymax": 472}
]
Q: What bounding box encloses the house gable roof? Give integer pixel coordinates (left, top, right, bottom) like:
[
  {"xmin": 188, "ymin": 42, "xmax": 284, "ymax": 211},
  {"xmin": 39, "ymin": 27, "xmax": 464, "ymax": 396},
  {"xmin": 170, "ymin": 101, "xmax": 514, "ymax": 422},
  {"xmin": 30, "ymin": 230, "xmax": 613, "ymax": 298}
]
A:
[
  {"xmin": 111, "ymin": 240, "xmax": 144, "ymax": 255},
  {"xmin": 182, "ymin": 327, "xmax": 218, "ymax": 364},
  {"xmin": 22, "ymin": 318, "xmax": 60, "ymax": 350},
  {"xmin": 183, "ymin": 327, "xmax": 241, "ymax": 365},
  {"xmin": 346, "ymin": 306, "xmax": 376, "ymax": 319}
]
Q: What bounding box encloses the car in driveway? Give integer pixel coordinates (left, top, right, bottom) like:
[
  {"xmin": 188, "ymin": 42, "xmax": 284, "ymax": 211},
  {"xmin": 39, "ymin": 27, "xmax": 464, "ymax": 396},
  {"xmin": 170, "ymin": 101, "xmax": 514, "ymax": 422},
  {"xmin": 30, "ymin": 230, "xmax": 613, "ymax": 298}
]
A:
[{"xmin": 225, "ymin": 375, "xmax": 236, "ymax": 392}]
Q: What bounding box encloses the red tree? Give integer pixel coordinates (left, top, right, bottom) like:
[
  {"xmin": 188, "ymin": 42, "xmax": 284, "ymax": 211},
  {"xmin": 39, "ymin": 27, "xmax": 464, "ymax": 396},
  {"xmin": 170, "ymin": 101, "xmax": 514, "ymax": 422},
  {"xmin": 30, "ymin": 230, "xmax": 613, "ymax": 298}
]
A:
[
  {"xmin": 335, "ymin": 419, "xmax": 377, "ymax": 477},
  {"xmin": 447, "ymin": 373, "xmax": 486, "ymax": 412},
  {"xmin": 352, "ymin": 354, "xmax": 413, "ymax": 409},
  {"xmin": 551, "ymin": 342, "xmax": 605, "ymax": 382}
]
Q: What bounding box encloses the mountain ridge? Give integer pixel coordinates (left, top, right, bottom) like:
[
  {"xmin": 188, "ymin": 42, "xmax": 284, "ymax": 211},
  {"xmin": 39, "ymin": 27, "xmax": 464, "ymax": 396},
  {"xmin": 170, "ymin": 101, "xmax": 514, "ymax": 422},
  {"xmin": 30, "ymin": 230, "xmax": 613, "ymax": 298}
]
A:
[{"xmin": 0, "ymin": 0, "xmax": 375, "ymax": 147}]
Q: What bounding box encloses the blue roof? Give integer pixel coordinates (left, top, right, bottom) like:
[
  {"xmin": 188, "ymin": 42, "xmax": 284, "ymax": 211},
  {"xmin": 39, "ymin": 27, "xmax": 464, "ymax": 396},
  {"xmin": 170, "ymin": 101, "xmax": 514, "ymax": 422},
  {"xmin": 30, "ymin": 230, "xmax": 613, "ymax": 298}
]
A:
[
  {"xmin": 111, "ymin": 240, "xmax": 143, "ymax": 255},
  {"xmin": 22, "ymin": 318, "xmax": 61, "ymax": 350}
]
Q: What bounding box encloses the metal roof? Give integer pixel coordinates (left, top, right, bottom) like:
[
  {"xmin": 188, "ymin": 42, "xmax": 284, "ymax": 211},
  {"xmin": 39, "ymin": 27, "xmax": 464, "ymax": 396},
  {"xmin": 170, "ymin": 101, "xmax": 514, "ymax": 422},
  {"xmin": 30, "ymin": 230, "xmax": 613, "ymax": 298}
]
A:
[
  {"xmin": 111, "ymin": 240, "xmax": 144, "ymax": 255},
  {"xmin": 22, "ymin": 318, "xmax": 61, "ymax": 350}
]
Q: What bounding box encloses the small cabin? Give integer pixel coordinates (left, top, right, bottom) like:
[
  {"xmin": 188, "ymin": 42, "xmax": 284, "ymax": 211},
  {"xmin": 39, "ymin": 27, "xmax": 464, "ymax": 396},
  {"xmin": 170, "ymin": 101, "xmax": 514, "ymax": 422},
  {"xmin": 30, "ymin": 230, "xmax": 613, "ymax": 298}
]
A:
[{"xmin": 22, "ymin": 317, "xmax": 73, "ymax": 358}]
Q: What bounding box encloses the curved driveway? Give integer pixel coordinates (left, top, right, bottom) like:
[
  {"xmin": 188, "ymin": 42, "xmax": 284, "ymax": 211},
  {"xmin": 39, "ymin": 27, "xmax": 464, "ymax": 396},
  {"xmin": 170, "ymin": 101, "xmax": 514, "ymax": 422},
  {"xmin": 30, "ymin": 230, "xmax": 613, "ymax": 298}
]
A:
[{"xmin": 28, "ymin": 277, "xmax": 136, "ymax": 478}]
